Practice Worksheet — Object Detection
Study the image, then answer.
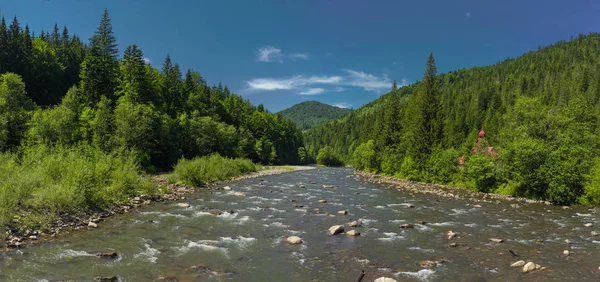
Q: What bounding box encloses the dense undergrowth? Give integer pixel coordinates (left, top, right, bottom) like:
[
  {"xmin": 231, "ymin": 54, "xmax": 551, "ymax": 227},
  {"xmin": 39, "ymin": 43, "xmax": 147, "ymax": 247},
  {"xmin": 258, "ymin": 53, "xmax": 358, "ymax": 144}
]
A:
[{"xmin": 171, "ymin": 154, "xmax": 258, "ymax": 187}]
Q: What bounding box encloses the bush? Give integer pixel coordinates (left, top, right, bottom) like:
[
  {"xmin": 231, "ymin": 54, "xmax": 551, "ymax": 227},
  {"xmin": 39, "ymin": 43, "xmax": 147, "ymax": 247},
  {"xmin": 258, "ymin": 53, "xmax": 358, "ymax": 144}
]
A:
[
  {"xmin": 172, "ymin": 154, "xmax": 258, "ymax": 186},
  {"xmin": 580, "ymin": 159, "xmax": 600, "ymax": 206},
  {"xmin": 316, "ymin": 146, "xmax": 344, "ymax": 167},
  {"xmin": 398, "ymin": 156, "xmax": 420, "ymax": 181},
  {"xmin": 0, "ymin": 144, "xmax": 155, "ymax": 230},
  {"xmin": 463, "ymin": 154, "xmax": 497, "ymax": 192},
  {"xmin": 351, "ymin": 140, "xmax": 378, "ymax": 172},
  {"xmin": 425, "ymin": 148, "xmax": 461, "ymax": 184}
]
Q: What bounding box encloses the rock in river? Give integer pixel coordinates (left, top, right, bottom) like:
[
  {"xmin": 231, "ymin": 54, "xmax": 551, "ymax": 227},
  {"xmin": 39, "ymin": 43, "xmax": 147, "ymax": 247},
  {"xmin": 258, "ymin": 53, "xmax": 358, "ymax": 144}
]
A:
[
  {"xmin": 419, "ymin": 260, "xmax": 437, "ymax": 268},
  {"xmin": 176, "ymin": 202, "xmax": 190, "ymax": 208},
  {"xmin": 400, "ymin": 224, "xmax": 414, "ymax": 229},
  {"xmin": 511, "ymin": 260, "xmax": 525, "ymax": 267},
  {"xmin": 489, "ymin": 238, "xmax": 504, "ymax": 243},
  {"xmin": 349, "ymin": 221, "xmax": 361, "ymax": 227},
  {"xmin": 584, "ymin": 223, "xmax": 593, "ymax": 227},
  {"xmin": 346, "ymin": 230, "xmax": 360, "ymax": 236},
  {"xmin": 591, "ymin": 231, "xmax": 598, "ymax": 236},
  {"xmin": 88, "ymin": 222, "xmax": 98, "ymax": 228},
  {"xmin": 96, "ymin": 252, "xmax": 118, "ymax": 259},
  {"xmin": 318, "ymin": 200, "xmax": 327, "ymax": 203},
  {"xmin": 447, "ymin": 231, "xmax": 457, "ymax": 239},
  {"xmin": 338, "ymin": 210, "xmax": 348, "ymax": 215},
  {"xmin": 232, "ymin": 192, "xmax": 246, "ymax": 197},
  {"xmin": 563, "ymin": 250, "xmax": 570, "ymax": 256},
  {"xmin": 328, "ymin": 225, "xmax": 344, "ymax": 235},
  {"xmin": 286, "ymin": 236, "xmax": 303, "ymax": 244},
  {"xmin": 222, "ymin": 186, "xmax": 232, "ymax": 191},
  {"xmin": 522, "ymin": 261, "xmax": 538, "ymax": 273},
  {"xmin": 374, "ymin": 278, "xmax": 398, "ymax": 282}
]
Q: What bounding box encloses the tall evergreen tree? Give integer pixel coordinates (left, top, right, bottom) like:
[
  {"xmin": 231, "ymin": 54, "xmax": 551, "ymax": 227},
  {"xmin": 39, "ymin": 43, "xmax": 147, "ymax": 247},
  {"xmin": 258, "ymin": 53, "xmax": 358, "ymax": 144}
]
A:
[
  {"xmin": 0, "ymin": 17, "xmax": 7, "ymax": 74},
  {"xmin": 79, "ymin": 9, "xmax": 119, "ymax": 105},
  {"xmin": 392, "ymin": 80, "xmax": 398, "ymax": 92}
]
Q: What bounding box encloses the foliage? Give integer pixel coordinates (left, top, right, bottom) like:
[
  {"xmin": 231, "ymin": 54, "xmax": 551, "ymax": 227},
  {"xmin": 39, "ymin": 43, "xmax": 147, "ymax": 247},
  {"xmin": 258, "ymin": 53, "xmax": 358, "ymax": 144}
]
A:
[
  {"xmin": 172, "ymin": 154, "xmax": 258, "ymax": 186},
  {"xmin": 351, "ymin": 140, "xmax": 378, "ymax": 172},
  {"xmin": 305, "ymin": 33, "xmax": 600, "ymax": 204},
  {"xmin": 316, "ymin": 146, "xmax": 344, "ymax": 167},
  {"xmin": 278, "ymin": 101, "xmax": 352, "ymax": 130}
]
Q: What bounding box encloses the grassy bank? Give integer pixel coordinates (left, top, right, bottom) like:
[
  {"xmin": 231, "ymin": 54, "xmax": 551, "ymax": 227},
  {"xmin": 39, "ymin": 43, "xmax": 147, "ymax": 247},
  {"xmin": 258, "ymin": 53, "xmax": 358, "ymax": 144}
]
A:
[{"xmin": 0, "ymin": 145, "xmax": 157, "ymax": 231}]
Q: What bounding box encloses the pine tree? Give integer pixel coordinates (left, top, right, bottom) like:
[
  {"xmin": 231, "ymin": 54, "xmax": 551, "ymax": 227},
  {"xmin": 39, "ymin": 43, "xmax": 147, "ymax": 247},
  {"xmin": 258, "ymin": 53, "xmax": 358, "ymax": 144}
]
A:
[
  {"xmin": 79, "ymin": 9, "xmax": 119, "ymax": 105},
  {"xmin": 119, "ymin": 44, "xmax": 150, "ymax": 103},
  {"xmin": 61, "ymin": 26, "xmax": 69, "ymax": 45},
  {"xmin": 51, "ymin": 23, "xmax": 59, "ymax": 46},
  {"xmin": 0, "ymin": 17, "xmax": 7, "ymax": 73},
  {"xmin": 392, "ymin": 80, "xmax": 398, "ymax": 92}
]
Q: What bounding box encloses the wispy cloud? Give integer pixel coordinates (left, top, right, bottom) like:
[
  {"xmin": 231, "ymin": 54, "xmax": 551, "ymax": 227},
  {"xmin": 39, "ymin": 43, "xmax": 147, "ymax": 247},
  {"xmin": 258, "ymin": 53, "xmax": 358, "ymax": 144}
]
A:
[
  {"xmin": 246, "ymin": 70, "xmax": 393, "ymax": 93},
  {"xmin": 257, "ymin": 46, "xmax": 283, "ymax": 63},
  {"xmin": 332, "ymin": 102, "xmax": 352, "ymax": 109},
  {"xmin": 400, "ymin": 78, "xmax": 409, "ymax": 87},
  {"xmin": 299, "ymin": 88, "xmax": 325, "ymax": 95},
  {"xmin": 143, "ymin": 57, "xmax": 151, "ymax": 64},
  {"xmin": 256, "ymin": 46, "xmax": 309, "ymax": 63}
]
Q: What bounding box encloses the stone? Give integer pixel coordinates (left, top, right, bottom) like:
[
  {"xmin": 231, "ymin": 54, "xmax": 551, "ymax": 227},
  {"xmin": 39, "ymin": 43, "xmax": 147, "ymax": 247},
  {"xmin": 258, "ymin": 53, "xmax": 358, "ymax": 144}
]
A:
[
  {"xmin": 231, "ymin": 192, "xmax": 246, "ymax": 197},
  {"xmin": 298, "ymin": 184, "xmax": 305, "ymax": 188},
  {"xmin": 29, "ymin": 235, "xmax": 37, "ymax": 240},
  {"xmin": 447, "ymin": 231, "xmax": 457, "ymax": 239},
  {"xmin": 328, "ymin": 225, "xmax": 344, "ymax": 235},
  {"xmin": 322, "ymin": 185, "xmax": 334, "ymax": 188},
  {"xmin": 419, "ymin": 260, "xmax": 437, "ymax": 268},
  {"xmin": 88, "ymin": 222, "xmax": 98, "ymax": 228},
  {"xmin": 511, "ymin": 260, "xmax": 525, "ymax": 267},
  {"xmin": 318, "ymin": 200, "xmax": 327, "ymax": 203},
  {"xmin": 449, "ymin": 242, "xmax": 459, "ymax": 247},
  {"xmin": 400, "ymin": 224, "xmax": 414, "ymax": 229},
  {"xmin": 222, "ymin": 186, "xmax": 232, "ymax": 191},
  {"xmin": 338, "ymin": 210, "xmax": 348, "ymax": 215},
  {"xmin": 565, "ymin": 239, "xmax": 572, "ymax": 244},
  {"xmin": 94, "ymin": 276, "xmax": 119, "ymax": 282},
  {"xmin": 405, "ymin": 203, "xmax": 415, "ymax": 208},
  {"xmin": 346, "ymin": 230, "xmax": 360, "ymax": 236},
  {"xmin": 536, "ymin": 239, "xmax": 545, "ymax": 243},
  {"xmin": 96, "ymin": 252, "xmax": 118, "ymax": 259},
  {"xmin": 417, "ymin": 220, "xmax": 427, "ymax": 225},
  {"xmin": 286, "ymin": 236, "xmax": 303, "ymax": 244},
  {"xmin": 584, "ymin": 223, "xmax": 593, "ymax": 227},
  {"xmin": 176, "ymin": 202, "xmax": 190, "ymax": 208},
  {"xmin": 374, "ymin": 278, "xmax": 398, "ymax": 282},
  {"xmin": 349, "ymin": 221, "xmax": 361, "ymax": 227},
  {"xmin": 489, "ymin": 238, "xmax": 504, "ymax": 243},
  {"xmin": 472, "ymin": 204, "xmax": 482, "ymax": 208},
  {"xmin": 591, "ymin": 231, "xmax": 598, "ymax": 236},
  {"xmin": 522, "ymin": 261, "xmax": 536, "ymax": 273},
  {"xmin": 563, "ymin": 250, "xmax": 570, "ymax": 256}
]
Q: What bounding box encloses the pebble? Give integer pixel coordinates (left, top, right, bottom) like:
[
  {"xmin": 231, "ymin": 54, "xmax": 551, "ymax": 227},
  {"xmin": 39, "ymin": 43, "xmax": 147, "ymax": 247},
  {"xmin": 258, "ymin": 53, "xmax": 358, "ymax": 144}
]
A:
[
  {"xmin": 346, "ymin": 230, "xmax": 360, "ymax": 236},
  {"xmin": 449, "ymin": 242, "xmax": 459, "ymax": 247},
  {"xmin": 88, "ymin": 222, "xmax": 98, "ymax": 228},
  {"xmin": 400, "ymin": 224, "xmax": 414, "ymax": 229},
  {"xmin": 584, "ymin": 223, "xmax": 593, "ymax": 227},
  {"xmin": 222, "ymin": 186, "xmax": 232, "ymax": 191},
  {"xmin": 489, "ymin": 238, "xmax": 504, "ymax": 243},
  {"xmin": 563, "ymin": 250, "xmax": 569, "ymax": 256},
  {"xmin": 318, "ymin": 200, "xmax": 327, "ymax": 203},
  {"xmin": 522, "ymin": 262, "xmax": 536, "ymax": 273},
  {"xmin": 286, "ymin": 236, "xmax": 302, "ymax": 244},
  {"xmin": 349, "ymin": 221, "xmax": 361, "ymax": 227},
  {"xmin": 176, "ymin": 202, "xmax": 190, "ymax": 208},
  {"xmin": 338, "ymin": 210, "xmax": 348, "ymax": 215},
  {"xmin": 328, "ymin": 225, "xmax": 344, "ymax": 235},
  {"xmin": 511, "ymin": 260, "xmax": 525, "ymax": 267}
]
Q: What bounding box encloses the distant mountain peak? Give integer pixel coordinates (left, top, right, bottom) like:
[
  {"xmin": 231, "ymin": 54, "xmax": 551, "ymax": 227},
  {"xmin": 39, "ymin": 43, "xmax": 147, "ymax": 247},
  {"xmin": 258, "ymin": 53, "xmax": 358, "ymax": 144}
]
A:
[{"xmin": 278, "ymin": 101, "xmax": 352, "ymax": 130}]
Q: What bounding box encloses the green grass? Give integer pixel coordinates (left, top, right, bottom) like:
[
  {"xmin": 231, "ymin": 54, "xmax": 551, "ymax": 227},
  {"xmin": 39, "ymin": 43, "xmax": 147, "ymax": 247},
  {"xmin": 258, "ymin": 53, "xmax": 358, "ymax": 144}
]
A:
[
  {"xmin": 171, "ymin": 154, "xmax": 258, "ymax": 186},
  {"xmin": 0, "ymin": 144, "xmax": 156, "ymax": 230}
]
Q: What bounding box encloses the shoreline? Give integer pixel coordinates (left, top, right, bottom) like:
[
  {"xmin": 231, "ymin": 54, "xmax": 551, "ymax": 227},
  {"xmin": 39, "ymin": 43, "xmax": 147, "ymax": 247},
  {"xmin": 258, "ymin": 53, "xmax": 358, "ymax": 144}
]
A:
[
  {"xmin": 2, "ymin": 165, "xmax": 315, "ymax": 250},
  {"xmin": 354, "ymin": 169, "xmax": 568, "ymax": 206}
]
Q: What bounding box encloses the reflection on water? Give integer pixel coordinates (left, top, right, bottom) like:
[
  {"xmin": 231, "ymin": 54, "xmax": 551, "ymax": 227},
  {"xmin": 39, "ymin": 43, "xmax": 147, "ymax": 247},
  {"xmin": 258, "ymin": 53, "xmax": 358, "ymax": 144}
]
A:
[{"xmin": 0, "ymin": 167, "xmax": 599, "ymax": 281}]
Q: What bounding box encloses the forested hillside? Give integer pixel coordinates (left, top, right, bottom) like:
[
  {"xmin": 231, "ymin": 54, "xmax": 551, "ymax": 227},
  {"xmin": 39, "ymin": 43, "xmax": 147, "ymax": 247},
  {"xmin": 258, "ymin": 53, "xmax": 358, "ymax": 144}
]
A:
[
  {"xmin": 278, "ymin": 101, "xmax": 352, "ymax": 130},
  {"xmin": 305, "ymin": 33, "xmax": 600, "ymax": 205},
  {"xmin": 0, "ymin": 10, "xmax": 304, "ymax": 229}
]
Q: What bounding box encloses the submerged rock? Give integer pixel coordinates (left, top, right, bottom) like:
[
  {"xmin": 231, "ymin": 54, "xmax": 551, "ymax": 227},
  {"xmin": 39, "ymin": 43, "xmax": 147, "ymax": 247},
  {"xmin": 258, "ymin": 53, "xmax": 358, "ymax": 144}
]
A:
[
  {"xmin": 447, "ymin": 231, "xmax": 457, "ymax": 239},
  {"xmin": 328, "ymin": 225, "xmax": 344, "ymax": 235},
  {"xmin": 231, "ymin": 192, "xmax": 246, "ymax": 197},
  {"xmin": 584, "ymin": 223, "xmax": 593, "ymax": 227},
  {"xmin": 318, "ymin": 200, "xmax": 327, "ymax": 203},
  {"xmin": 222, "ymin": 186, "xmax": 232, "ymax": 191},
  {"xmin": 419, "ymin": 260, "xmax": 437, "ymax": 268},
  {"xmin": 286, "ymin": 236, "xmax": 303, "ymax": 244},
  {"xmin": 346, "ymin": 230, "xmax": 360, "ymax": 236},
  {"xmin": 338, "ymin": 210, "xmax": 348, "ymax": 215},
  {"xmin": 400, "ymin": 224, "xmax": 414, "ymax": 229},
  {"xmin": 95, "ymin": 252, "xmax": 118, "ymax": 259},
  {"xmin": 489, "ymin": 238, "xmax": 504, "ymax": 243},
  {"xmin": 176, "ymin": 203, "xmax": 190, "ymax": 208},
  {"xmin": 94, "ymin": 276, "xmax": 119, "ymax": 282},
  {"xmin": 374, "ymin": 278, "xmax": 398, "ymax": 282},
  {"xmin": 511, "ymin": 260, "xmax": 525, "ymax": 267},
  {"xmin": 448, "ymin": 242, "xmax": 459, "ymax": 247}
]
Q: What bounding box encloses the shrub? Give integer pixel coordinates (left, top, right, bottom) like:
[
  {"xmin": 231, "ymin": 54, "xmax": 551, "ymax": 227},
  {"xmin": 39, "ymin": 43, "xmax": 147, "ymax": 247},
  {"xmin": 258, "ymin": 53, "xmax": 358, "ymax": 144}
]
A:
[
  {"xmin": 351, "ymin": 140, "xmax": 378, "ymax": 172},
  {"xmin": 172, "ymin": 154, "xmax": 258, "ymax": 186},
  {"xmin": 316, "ymin": 146, "xmax": 344, "ymax": 167}
]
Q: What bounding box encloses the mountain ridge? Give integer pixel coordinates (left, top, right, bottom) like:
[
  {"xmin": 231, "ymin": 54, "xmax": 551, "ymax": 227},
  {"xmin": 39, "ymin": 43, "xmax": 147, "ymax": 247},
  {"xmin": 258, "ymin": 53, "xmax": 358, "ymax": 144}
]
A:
[{"xmin": 278, "ymin": 101, "xmax": 352, "ymax": 130}]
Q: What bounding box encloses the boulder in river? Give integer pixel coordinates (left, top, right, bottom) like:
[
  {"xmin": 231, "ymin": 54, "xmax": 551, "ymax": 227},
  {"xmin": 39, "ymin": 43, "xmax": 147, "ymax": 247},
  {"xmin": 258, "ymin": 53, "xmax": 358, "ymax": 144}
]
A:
[
  {"xmin": 338, "ymin": 210, "xmax": 347, "ymax": 215},
  {"xmin": 322, "ymin": 185, "xmax": 334, "ymax": 189},
  {"xmin": 297, "ymin": 184, "xmax": 305, "ymax": 188},
  {"xmin": 231, "ymin": 192, "xmax": 246, "ymax": 197},
  {"xmin": 419, "ymin": 260, "xmax": 437, "ymax": 268},
  {"xmin": 511, "ymin": 260, "xmax": 525, "ymax": 267},
  {"xmin": 328, "ymin": 225, "xmax": 344, "ymax": 235},
  {"xmin": 489, "ymin": 238, "xmax": 504, "ymax": 243},
  {"xmin": 591, "ymin": 231, "xmax": 598, "ymax": 236},
  {"xmin": 448, "ymin": 242, "xmax": 459, "ymax": 247},
  {"xmin": 374, "ymin": 278, "xmax": 398, "ymax": 282},
  {"xmin": 286, "ymin": 236, "xmax": 303, "ymax": 244},
  {"xmin": 95, "ymin": 252, "xmax": 118, "ymax": 259},
  {"xmin": 88, "ymin": 222, "xmax": 98, "ymax": 228},
  {"xmin": 584, "ymin": 223, "xmax": 593, "ymax": 227},
  {"xmin": 176, "ymin": 202, "xmax": 190, "ymax": 208},
  {"xmin": 222, "ymin": 186, "xmax": 232, "ymax": 191},
  {"xmin": 563, "ymin": 250, "xmax": 570, "ymax": 256},
  {"xmin": 400, "ymin": 224, "xmax": 414, "ymax": 229},
  {"xmin": 417, "ymin": 220, "xmax": 427, "ymax": 225},
  {"xmin": 522, "ymin": 262, "xmax": 537, "ymax": 273},
  {"xmin": 346, "ymin": 230, "xmax": 360, "ymax": 236},
  {"xmin": 318, "ymin": 200, "xmax": 327, "ymax": 203},
  {"xmin": 349, "ymin": 221, "xmax": 361, "ymax": 227},
  {"xmin": 94, "ymin": 276, "xmax": 119, "ymax": 282},
  {"xmin": 447, "ymin": 231, "xmax": 457, "ymax": 239}
]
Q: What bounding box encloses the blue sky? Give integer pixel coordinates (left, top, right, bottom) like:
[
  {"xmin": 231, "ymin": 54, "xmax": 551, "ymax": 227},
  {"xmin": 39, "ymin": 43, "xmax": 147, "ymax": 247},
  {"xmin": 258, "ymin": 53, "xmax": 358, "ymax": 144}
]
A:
[{"xmin": 2, "ymin": 0, "xmax": 599, "ymax": 112}]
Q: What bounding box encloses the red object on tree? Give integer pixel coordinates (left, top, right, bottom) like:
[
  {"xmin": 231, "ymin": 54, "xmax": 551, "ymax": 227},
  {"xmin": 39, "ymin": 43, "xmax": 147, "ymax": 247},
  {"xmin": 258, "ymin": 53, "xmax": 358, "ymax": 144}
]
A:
[{"xmin": 479, "ymin": 128, "xmax": 486, "ymax": 138}]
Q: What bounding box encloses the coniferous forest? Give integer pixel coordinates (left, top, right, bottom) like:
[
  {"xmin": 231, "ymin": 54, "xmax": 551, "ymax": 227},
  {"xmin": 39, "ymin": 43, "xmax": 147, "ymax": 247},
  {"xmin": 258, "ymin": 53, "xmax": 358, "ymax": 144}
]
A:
[
  {"xmin": 0, "ymin": 11, "xmax": 304, "ymax": 229},
  {"xmin": 305, "ymin": 33, "xmax": 600, "ymax": 206}
]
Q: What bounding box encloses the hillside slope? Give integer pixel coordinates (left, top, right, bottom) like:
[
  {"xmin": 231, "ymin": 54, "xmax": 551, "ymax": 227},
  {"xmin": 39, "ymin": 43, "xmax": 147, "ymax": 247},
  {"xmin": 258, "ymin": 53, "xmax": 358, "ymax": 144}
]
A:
[
  {"xmin": 278, "ymin": 101, "xmax": 352, "ymax": 130},
  {"xmin": 305, "ymin": 33, "xmax": 600, "ymax": 205}
]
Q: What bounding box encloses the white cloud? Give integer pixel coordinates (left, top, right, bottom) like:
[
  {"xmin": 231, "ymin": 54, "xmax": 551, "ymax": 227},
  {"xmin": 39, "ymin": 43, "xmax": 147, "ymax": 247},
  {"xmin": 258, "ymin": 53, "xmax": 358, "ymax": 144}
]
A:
[
  {"xmin": 246, "ymin": 70, "xmax": 392, "ymax": 93},
  {"xmin": 289, "ymin": 53, "xmax": 309, "ymax": 61},
  {"xmin": 299, "ymin": 88, "xmax": 325, "ymax": 95},
  {"xmin": 465, "ymin": 12, "xmax": 471, "ymax": 19},
  {"xmin": 400, "ymin": 78, "xmax": 409, "ymax": 87},
  {"xmin": 257, "ymin": 46, "xmax": 283, "ymax": 63},
  {"xmin": 143, "ymin": 57, "xmax": 151, "ymax": 64},
  {"xmin": 332, "ymin": 102, "xmax": 352, "ymax": 109}
]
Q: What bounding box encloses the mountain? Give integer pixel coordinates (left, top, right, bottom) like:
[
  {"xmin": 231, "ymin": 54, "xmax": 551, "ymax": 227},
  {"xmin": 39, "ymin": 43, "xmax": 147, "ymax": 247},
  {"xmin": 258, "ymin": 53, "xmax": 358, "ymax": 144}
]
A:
[
  {"xmin": 305, "ymin": 33, "xmax": 600, "ymax": 205},
  {"xmin": 278, "ymin": 101, "xmax": 352, "ymax": 130}
]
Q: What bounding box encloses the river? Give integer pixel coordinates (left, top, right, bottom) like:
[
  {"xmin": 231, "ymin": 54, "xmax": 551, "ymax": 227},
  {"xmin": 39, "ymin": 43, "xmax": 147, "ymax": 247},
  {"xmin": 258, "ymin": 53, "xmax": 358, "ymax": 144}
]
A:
[{"xmin": 1, "ymin": 167, "xmax": 599, "ymax": 281}]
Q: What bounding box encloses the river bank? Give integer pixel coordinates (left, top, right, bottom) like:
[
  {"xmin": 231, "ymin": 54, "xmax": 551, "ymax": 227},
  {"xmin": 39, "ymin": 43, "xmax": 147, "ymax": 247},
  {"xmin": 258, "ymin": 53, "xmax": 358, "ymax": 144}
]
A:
[{"xmin": 2, "ymin": 165, "xmax": 315, "ymax": 250}]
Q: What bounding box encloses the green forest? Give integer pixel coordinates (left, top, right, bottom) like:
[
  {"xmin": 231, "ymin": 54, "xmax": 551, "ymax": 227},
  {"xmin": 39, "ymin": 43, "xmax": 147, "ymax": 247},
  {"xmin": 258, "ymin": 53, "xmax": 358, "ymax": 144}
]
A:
[
  {"xmin": 305, "ymin": 33, "xmax": 600, "ymax": 205},
  {"xmin": 278, "ymin": 101, "xmax": 352, "ymax": 130},
  {"xmin": 0, "ymin": 11, "xmax": 305, "ymax": 229}
]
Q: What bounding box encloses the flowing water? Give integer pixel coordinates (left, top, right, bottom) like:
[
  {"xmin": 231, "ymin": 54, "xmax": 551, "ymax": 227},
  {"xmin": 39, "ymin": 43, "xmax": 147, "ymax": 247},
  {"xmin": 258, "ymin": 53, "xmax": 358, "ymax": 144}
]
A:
[{"xmin": 1, "ymin": 167, "xmax": 599, "ymax": 281}]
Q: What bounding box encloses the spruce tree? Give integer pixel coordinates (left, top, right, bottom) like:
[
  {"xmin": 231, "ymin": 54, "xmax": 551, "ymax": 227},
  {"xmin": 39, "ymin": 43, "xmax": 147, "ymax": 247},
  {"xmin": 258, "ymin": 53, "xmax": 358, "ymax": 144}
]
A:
[
  {"xmin": 0, "ymin": 17, "xmax": 7, "ymax": 73},
  {"xmin": 392, "ymin": 80, "xmax": 398, "ymax": 92}
]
